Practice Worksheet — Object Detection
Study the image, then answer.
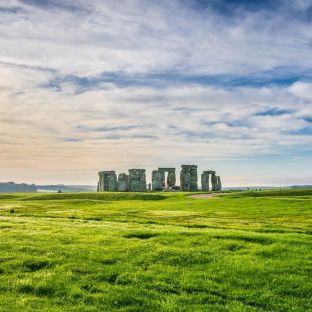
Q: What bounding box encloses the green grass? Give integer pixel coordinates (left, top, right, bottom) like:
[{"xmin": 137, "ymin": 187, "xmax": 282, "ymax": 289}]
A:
[{"xmin": 0, "ymin": 189, "xmax": 311, "ymax": 311}]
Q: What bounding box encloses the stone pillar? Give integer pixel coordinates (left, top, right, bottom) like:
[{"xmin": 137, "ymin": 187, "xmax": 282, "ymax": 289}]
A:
[
  {"xmin": 118, "ymin": 173, "xmax": 129, "ymax": 192},
  {"xmin": 217, "ymin": 176, "xmax": 222, "ymax": 191},
  {"xmin": 190, "ymin": 166, "xmax": 198, "ymax": 191},
  {"xmin": 98, "ymin": 172, "xmax": 105, "ymax": 192},
  {"xmin": 98, "ymin": 171, "xmax": 117, "ymax": 192},
  {"xmin": 201, "ymin": 172, "xmax": 209, "ymax": 191},
  {"xmin": 167, "ymin": 169, "xmax": 176, "ymax": 188},
  {"xmin": 158, "ymin": 168, "xmax": 176, "ymax": 188},
  {"xmin": 180, "ymin": 165, "xmax": 198, "ymax": 191},
  {"xmin": 201, "ymin": 170, "xmax": 216, "ymax": 191},
  {"xmin": 211, "ymin": 173, "xmax": 218, "ymax": 191},
  {"xmin": 108, "ymin": 174, "xmax": 117, "ymax": 191},
  {"xmin": 180, "ymin": 166, "xmax": 189, "ymax": 191},
  {"xmin": 152, "ymin": 170, "xmax": 165, "ymax": 191},
  {"xmin": 128, "ymin": 169, "xmax": 146, "ymax": 192}
]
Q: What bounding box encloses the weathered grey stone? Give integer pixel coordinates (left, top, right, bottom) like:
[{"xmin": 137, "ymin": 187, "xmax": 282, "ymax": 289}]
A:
[
  {"xmin": 117, "ymin": 173, "xmax": 128, "ymax": 192},
  {"xmin": 201, "ymin": 170, "xmax": 216, "ymax": 191},
  {"xmin": 98, "ymin": 171, "xmax": 117, "ymax": 192},
  {"xmin": 211, "ymin": 173, "xmax": 218, "ymax": 191},
  {"xmin": 128, "ymin": 169, "xmax": 146, "ymax": 192},
  {"xmin": 167, "ymin": 170, "xmax": 176, "ymax": 188},
  {"xmin": 217, "ymin": 176, "xmax": 222, "ymax": 191},
  {"xmin": 108, "ymin": 174, "xmax": 117, "ymax": 191},
  {"xmin": 180, "ymin": 167, "xmax": 190, "ymax": 191},
  {"xmin": 152, "ymin": 170, "xmax": 165, "ymax": 190},
  {"xmin": 201, "ymin": 173, "xmax": 209, "ymax": 191},
  {"xmin": 158, "ymin": 168, "xmax": 176, "ymax": 188},
  {"xmin": 180, "ymin": 165, "xmax": 198, "ymax": 191},
  {"xmin": 98, "ymin": 171, "xmax": 107, "ymax": 191},
  {"xmin": 190, "ymin": 167, "xmax": 198, "ymax": 191},
  {"xmin": 204, "ymin": 170, "xmax": 215, "ymax": 175},
  {"xmin": 98, "ymin": 172, "xmax": 105, "ymax": 192}
]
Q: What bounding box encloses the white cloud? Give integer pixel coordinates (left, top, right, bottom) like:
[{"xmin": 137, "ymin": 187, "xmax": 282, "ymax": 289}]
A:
[
  {"xmin": 289, "ymin": 81, "xmax": 312, "ymax": 100},
  {"xmin": 0, "ymin": 0, "xmax": 312, "ymax": 184},
  {"xmin": 1, "ymin": 0, "xmax": 312, "ymax": 76}
]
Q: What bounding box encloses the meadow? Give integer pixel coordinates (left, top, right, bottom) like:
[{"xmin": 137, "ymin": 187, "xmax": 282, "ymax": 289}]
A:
[{"xmin": 0, "ymin": 189, "xmax": 311, "ymax": 311}]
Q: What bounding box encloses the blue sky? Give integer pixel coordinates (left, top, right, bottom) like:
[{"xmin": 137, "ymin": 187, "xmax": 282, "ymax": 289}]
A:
[{"xmin": 0, "ymin": 0, "xmax": 311, "ymax": 185}]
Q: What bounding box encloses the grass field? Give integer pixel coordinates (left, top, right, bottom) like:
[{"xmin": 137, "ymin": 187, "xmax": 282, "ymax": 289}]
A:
[{"xmin": 0, "ymin": 189, "xmax": 311, "ymax": 311}]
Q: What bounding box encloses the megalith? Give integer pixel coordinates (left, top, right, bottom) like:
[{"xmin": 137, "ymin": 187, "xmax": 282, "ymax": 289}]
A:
[
  {"xmin": 98, "ymin": 171, "xmax": 117, "ymax": 192},
  {"xmin": 128, "ymin": 169, "xmax": 146, "ymax": 192},
  {"xmin": 152, "ymin": 170, "xmax": 165, "ymax": 191},
  {"xmin": 167, "ymin": 170, "xmax": 176, "ymax": 187},
  {"xmin": 118, "ymin": 173, "xmax": 129, "ymax": 192},
  {"xmin": 217, "ymin": 176, "xmax": 222, "ymax": 191},
  {"xmin": 201, "ymin": 172, "xmax": 209, "ymax": 191},
  {"xmin": 180, "ymin": 165, "xmax": 198, "ymax": 191},
  {"xmin": 201, "ymin": 170, "xmax": 216, "ymax": 191},
  {"xmin": 158, "ymin": 168, "xmax": 176, "ymax": 188},
  {"xmin": 211, "ymin": 173, "xmax": 218, "ymax": 191}
]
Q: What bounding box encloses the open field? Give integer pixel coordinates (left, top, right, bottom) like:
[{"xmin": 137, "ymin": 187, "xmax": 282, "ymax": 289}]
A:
[{"xmin": 0, "ymin": 189, "xmax": 311, "ymax": 311}]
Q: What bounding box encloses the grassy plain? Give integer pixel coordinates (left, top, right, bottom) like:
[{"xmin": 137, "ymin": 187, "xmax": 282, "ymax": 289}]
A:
[{"xmin": 0, "ymin": 189, "xmax": 311, "ymax": 311}]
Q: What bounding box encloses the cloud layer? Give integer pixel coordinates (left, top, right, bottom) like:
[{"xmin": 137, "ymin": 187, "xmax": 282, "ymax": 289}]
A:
[{"xmin": 0, "ymin": 0, "xmax": 312, "ymax": 185}]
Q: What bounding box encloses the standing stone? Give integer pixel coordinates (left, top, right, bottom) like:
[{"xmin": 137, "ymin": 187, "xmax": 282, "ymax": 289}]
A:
[
  {"xmin": 108, "ymin": 173, "xmax": 117, "ymax": 191},
  {"xmin": 190, "ymin": 167, "xmax": 198, "ymax": 191},
  {"xmin": 211, "ymin": 173, "xmax": 218, "ymax": 191},
  {"xmin": 217, "ymin": 176, "xmax": 222, "ymax": 191},
  {"xmin": 180, "ymin": 165, "xmax": 198, "ymax": 191},
  {"xmin": 167, "ymin": 170, "xmax": 176, "ymax": 188},
  {"xmin": 98, "ymin": 171, "xmax": 117, "ymax": 192},
  {"xmin": 152, "ymin": 170, "xmax": 165, "ymax": 191},
  {"xmin": 118, "ymin": 173, "xmax": 129, "ymax": 192},
  {"xmin": 201, "ymin": 173, "xmax": 209, "ymax": 191},
  {"xmin": 180, "ymin": 167, "xmax": 189, "ymax": 191},
  {"xmin": 158, "ymin": 168, "xmax": 176, "ymax": 188},
  {"xmin": 98, "ymin": 172, "xmax": 105, "ymax": 192},
  {"xmin": 201, "ymin": 170, "xmax": 216, "ymax": 191},
  {"xmin": 128, "ymin": 169, "xmax": 146, "ymax": 192}
]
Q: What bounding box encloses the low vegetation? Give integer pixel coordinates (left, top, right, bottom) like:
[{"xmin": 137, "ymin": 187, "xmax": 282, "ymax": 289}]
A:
[{"xmin": 0, "ymin": 189, "xmax": 311, "ymax": 311}]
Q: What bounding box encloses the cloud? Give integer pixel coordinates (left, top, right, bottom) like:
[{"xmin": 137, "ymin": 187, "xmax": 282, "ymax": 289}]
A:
[
  {"xmin": 0, "ymin": 0, "xmax": 312, "ymax": 184},
  {"xmin": 289, "ymin": 81, "xmax": 312, "ymax": 100},
  {"xmin": 1, "ymin": 0, "xmax": 312, "ymax": 77}
]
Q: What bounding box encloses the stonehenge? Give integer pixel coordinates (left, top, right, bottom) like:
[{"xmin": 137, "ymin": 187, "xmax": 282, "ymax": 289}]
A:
[{"xmin": 98, "ymin": 165, "xmax": 222, "ymax": 192}]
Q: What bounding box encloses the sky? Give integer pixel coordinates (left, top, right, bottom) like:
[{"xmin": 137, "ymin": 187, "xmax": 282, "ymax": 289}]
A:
[{"xmin": 0, "ymin": 0, "xmax": 312, "ymax": 186}]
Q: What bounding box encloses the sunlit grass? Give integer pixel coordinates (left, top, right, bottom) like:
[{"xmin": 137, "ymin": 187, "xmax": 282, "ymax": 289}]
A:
[{"xmin": 0, "ymin": 189, "xmax": 311, "ymax": 311}]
